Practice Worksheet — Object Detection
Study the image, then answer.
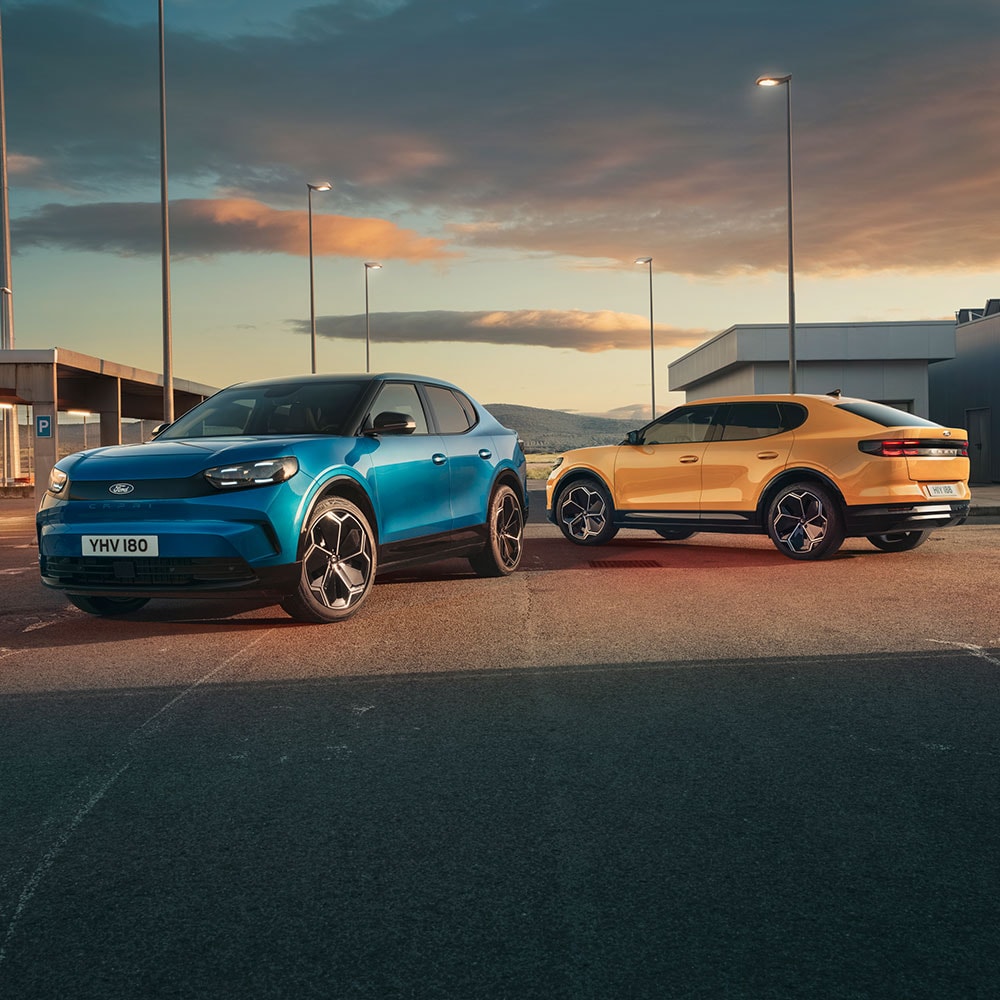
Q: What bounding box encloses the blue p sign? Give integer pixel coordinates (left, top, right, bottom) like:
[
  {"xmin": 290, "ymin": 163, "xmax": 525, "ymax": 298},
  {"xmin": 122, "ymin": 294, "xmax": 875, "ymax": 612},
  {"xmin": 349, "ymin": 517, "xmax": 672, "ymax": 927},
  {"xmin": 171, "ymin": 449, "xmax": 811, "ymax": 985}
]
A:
[{"xmin": 35, "ymin": 414, "xmax": 52, "ymax": 438}]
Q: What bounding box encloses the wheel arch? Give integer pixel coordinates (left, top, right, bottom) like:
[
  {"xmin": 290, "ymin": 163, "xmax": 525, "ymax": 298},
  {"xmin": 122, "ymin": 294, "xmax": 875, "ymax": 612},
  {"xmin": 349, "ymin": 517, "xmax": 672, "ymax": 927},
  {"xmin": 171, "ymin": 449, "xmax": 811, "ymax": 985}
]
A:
[
  {"xmin": 299, "ymin": 475, "xmax": 380, "ymax": 556},
  {"xmin": 551, "ymin": 467, "xmax": 615, "ymax": 508},
  {"xmin": 757, "ymin": 468, "xmax": 846, "ymax": 522}
]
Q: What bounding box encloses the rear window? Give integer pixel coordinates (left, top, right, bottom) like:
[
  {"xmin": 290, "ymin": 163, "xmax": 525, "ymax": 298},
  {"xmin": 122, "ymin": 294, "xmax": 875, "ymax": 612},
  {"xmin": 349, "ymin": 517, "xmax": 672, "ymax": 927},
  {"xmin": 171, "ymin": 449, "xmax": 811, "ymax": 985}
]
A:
[{"xmin": 835, "ymin": 401, "xmax": 940, "ymax": 428}]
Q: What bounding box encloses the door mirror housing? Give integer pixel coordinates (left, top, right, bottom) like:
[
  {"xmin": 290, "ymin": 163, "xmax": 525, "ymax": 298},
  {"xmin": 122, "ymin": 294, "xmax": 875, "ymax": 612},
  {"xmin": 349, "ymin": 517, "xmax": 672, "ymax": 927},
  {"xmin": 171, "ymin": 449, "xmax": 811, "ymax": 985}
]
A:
[
  {"xmin": 367, "ymin": 411, "xmax": 417, "ymax": 436},
  {"xmin": 626, "ymin": 429, "xmax": 643, "ymax": 446}
]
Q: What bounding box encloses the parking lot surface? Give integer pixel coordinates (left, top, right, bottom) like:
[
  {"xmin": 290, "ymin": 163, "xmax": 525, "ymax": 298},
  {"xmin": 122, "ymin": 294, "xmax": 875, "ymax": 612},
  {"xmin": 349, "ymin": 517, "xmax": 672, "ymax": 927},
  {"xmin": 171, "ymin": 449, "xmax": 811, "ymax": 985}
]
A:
[{"xmin": 1, "ymin": 494, "xmax": 999, "ymax": 999}]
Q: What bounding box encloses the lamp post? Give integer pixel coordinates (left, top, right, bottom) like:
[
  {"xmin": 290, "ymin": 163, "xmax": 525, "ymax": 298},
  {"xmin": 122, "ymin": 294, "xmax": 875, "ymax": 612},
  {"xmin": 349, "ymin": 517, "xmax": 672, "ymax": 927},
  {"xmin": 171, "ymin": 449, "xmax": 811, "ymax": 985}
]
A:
[
  {"xmin": 634, "ymin": 257, "xmax": 655, "ymax": 419},
  {"xmin": 364, "ymin": 262, "xmax": 382, "ymax": 373},
  {"xmin": 756, "ymin": 73, "xmax": 797, "ymax": 394},
  {"xmin": 307, "ymin": 182, "xmax": 332, "ymax": 374},
  {"xmin": 158, "ymin": 0, "xmax": 174, "ymax": 423}
]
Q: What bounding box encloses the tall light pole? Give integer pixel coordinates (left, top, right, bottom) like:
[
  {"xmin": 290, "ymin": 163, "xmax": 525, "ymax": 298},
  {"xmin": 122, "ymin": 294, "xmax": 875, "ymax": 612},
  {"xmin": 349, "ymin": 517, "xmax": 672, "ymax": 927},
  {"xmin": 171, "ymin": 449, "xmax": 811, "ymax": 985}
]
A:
[
  {"xmin": 364, "ymin": 262, "xmax": 381, "ymax": 373},
  {"xmin": 307, "ymin": 182, "xmax": 332, "ymax": 373},
  {"xmin": 158, "ymin": 0, "xmax": 174, "ymax": 422},
  {"xmin": 634, "ymin": 257, "xmax": 655, "ymax": 419},
  {"xmin": 756, "ymin": 73, "xmax": 797, "ymax": 394},
  {"xmin": 0, "ymin": 10, "xmax": 20, "ymax": 483}
]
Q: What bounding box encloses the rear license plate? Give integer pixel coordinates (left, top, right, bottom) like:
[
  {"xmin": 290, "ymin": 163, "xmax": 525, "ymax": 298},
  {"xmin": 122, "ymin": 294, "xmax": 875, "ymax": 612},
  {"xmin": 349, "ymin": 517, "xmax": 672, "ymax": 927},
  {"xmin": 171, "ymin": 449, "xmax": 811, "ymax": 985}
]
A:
[
  {"xmin": 925, "ymin": 483, "xmax": 960, "ymax": 498},
  {"xmin": 82, "ymin": 535, "xmax": 159, "ymax": 557}
]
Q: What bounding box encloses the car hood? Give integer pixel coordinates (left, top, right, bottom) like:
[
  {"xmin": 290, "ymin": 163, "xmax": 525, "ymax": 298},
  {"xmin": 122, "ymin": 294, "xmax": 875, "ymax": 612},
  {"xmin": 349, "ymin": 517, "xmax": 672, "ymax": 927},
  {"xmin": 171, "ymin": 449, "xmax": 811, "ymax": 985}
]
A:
[{"xmin": 62, "ymin": 436, "xmax": 325, "ymax": 479}]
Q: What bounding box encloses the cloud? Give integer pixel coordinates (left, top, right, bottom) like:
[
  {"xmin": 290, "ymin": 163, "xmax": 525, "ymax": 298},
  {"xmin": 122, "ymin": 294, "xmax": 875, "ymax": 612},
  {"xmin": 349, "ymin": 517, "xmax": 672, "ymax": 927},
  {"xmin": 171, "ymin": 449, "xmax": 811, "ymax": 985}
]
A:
[
  {"xmin": 4, "ymin": 1, "xmax": 1000, "ymax": 277},
  {"xmin": 304, "ymin": 308, "xmax": 708, "ymax": 352},
  {"xmin": 12, "ymin": 197, "xmax": 456, "ymax": 261}
]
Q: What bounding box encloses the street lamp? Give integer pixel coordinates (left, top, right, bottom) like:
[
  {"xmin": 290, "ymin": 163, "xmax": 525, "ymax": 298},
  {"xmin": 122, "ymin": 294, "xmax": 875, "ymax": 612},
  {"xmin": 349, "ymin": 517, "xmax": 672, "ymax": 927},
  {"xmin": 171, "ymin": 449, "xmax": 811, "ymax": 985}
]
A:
[
  {"xmin": 756, "ymin": 72, "xmax": 797, "ymax": 394},
  {"xmin": 307, "ymin": 182, "xmax": 332, "ymax": 374},
  {"xmin": 634, "ymin": 257, "xmax": 656, "ymax": 419},
  {"xmin": 364, "ymin": 262, "xmax": 382, "ymax": 373}
]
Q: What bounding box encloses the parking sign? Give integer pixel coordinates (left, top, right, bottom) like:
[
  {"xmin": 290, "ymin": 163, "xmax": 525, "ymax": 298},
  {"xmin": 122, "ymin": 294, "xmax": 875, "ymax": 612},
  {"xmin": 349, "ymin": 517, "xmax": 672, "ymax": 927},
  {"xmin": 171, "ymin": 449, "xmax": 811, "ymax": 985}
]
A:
[{"xmin": 35, "ymin": 414, "xmax": 52, "ymax": 437}]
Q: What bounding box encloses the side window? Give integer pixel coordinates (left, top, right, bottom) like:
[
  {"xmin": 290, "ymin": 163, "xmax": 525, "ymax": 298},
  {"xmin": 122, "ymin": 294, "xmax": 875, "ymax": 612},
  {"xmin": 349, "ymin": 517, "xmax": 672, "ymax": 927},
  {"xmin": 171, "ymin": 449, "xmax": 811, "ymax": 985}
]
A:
[
  {"xmin": 642, "ymin": 406, "xmax": 718, "ymax": 445},
  {"xmin": 424, "ymin": 384, "xmax": 475, "ymax": 434},
  {"xmin": 719, "ymin": 402, "xmax": 785, "ymax": 441},
  {"xmin": 369, "ymin": 382, "xmax": 429, "ymax": 434}
]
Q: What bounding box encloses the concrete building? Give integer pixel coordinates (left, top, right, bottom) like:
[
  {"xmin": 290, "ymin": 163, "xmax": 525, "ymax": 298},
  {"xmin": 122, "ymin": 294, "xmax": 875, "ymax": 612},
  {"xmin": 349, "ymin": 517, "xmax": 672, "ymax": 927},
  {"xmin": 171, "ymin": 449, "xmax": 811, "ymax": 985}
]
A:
[
  {"xmin": 0, "ymin": 346, "xmax": 216, "ymax": 501},
  {"xmin": 928, "ymin": 299, "xmax": 1000, "ymax": 485}
]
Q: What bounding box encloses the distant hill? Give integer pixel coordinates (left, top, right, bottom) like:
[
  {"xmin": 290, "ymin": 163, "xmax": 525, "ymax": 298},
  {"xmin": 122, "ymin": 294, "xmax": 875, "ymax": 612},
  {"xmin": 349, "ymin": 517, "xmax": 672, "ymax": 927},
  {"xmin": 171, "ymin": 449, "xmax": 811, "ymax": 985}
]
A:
[{"xmin": 487, "ymin": 403, "xmax": 636, "ymax": 453}]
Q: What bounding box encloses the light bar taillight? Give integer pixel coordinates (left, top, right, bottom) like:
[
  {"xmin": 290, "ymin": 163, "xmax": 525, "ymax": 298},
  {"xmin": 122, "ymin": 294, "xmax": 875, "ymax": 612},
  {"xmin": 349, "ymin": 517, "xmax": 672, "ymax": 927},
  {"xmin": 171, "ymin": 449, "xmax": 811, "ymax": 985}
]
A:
[{"xmin": 859, "ymin": 439, "xmax": 968, "ymax": 458}]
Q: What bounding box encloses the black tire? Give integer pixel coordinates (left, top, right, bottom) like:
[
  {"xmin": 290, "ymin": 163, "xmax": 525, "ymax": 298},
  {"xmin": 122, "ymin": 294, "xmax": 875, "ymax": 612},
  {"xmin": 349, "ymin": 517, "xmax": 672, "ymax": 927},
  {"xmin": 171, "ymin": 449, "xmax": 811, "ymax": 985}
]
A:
[
  {"xmin": 67, "ymin": 594, "xmax": 149, "ymax": 616},
  {"xmin": 555, "ymin": 477, "xmax": 619, "ymax": 546},
  {"xmin": 279, "ymin": 496, "xmax": 377, "ymax": 623},
  {"xmin": 766, "ymin": 481, "xmax": 846, "ymax": 560},
  {"xmin": 866, "ymin": 530, "xmax": 931, "ymax": 553},
  {"xmin": 654, "ymin": 527, "xmax": 696, "ymax": 541},
  {"xmin": 469, "ymin": 483, "xmax": 525, "ymax": 577}
]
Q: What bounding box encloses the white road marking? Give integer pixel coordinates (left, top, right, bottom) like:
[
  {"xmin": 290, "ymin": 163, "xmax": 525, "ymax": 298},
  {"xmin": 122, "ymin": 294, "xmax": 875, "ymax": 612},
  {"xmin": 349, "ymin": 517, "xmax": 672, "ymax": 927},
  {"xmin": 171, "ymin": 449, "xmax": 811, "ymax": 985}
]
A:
[
  {"xmin": 0, "ymin": 630, "xmax": 274, "ymax": 971},
  {"xmin": 929, "ymin": 639, "xmax": 1000, "ymax": 667}
]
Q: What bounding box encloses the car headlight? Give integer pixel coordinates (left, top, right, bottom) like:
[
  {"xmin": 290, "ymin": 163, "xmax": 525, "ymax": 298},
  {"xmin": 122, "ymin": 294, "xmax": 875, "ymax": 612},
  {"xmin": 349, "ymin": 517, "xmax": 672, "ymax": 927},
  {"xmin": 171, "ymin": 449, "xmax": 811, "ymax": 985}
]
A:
[
  {"xmin": 48, "ymin": 467, "xmax": 69, "ymax": 494},
  {"xmin": 204, "ymin": 457, "xmax": 298, "ymax": 490},
  {"xmin": 547, "ymin": 457, "xmax": 564, "ymax": 479}
]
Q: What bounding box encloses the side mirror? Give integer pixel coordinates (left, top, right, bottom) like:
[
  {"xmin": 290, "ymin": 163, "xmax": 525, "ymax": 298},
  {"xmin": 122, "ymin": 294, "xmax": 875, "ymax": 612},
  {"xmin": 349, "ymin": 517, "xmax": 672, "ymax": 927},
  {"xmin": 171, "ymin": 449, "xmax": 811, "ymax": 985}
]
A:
[
  {"xmin": 626, "ymin": 429, "xmax": 642, "ymax": 446},
  {"xmin": 150, "ymin": 422, "xmax": 169, "ymax": 438},
  {"xmin": 367, "ymin": 410, "xmax": 417, "ymax": 436}
]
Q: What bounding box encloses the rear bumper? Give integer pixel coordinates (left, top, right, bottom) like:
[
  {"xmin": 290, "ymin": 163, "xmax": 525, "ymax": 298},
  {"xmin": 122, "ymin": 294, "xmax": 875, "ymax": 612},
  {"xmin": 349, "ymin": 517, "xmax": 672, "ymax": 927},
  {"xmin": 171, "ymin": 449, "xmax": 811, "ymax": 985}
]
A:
[{"xmin": 845, "ymin": 500, "xmax": 969, "ymax": 535}]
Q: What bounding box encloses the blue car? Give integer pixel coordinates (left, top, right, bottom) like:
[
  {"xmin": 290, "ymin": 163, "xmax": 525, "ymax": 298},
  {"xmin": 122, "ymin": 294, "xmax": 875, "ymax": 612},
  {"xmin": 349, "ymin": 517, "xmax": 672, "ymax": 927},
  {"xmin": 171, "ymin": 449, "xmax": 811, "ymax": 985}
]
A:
[{"xmin": 37, "ymin": 373, "xmax": 527, "ymax": 623}]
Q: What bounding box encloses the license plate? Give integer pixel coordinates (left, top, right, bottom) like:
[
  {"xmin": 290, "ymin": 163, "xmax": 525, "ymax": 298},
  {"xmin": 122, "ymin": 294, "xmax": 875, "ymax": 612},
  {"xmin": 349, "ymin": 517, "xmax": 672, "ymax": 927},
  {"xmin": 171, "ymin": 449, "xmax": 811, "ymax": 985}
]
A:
[
  {"xmin": 82, "ymin": 535, "xmax": 159, "ymax": 557},
  {"xmin": 925, "ymin": 483, "xmax": 960, "ymax": 498}
]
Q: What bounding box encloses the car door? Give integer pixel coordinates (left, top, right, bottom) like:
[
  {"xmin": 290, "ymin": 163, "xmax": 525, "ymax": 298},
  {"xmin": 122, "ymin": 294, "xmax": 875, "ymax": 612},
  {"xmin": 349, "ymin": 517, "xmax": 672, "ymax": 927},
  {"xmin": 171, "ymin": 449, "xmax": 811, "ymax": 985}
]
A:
[
  {"xmin": 613, "ymin": 404, "xmax": 720, "ymax": 512},
  {"xmin": 699, "ymin": 401, "xmax": 796, "ymax": 511},
  {"xmin": 421, "ymin": 383, "xmax": 494, "ymax": 530},
  {"xmin": 365, "ymin": 381, "xmax": 452, "ymax": 543}
]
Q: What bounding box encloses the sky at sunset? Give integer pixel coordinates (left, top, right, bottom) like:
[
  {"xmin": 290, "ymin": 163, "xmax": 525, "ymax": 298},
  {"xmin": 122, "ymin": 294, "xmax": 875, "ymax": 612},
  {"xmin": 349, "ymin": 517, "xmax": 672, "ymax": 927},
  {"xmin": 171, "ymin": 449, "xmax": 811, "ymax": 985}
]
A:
[{"xmin": 3, "ymin": 0, "xmax": 999, "ymax": 419}]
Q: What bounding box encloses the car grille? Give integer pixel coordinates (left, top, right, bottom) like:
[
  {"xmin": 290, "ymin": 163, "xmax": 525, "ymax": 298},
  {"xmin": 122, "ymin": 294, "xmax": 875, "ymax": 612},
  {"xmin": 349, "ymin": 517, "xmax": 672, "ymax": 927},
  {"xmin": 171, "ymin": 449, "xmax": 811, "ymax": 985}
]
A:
[{"xmin": 42, "ymin": 556, "xmax": 257, "ymax": 588}]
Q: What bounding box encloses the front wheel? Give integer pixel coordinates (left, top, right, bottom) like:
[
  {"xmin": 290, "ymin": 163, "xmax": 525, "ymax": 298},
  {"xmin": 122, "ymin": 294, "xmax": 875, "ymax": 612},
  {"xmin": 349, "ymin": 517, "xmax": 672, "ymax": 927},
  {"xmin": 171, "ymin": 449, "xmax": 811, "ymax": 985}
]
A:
[
  {"xmin": 469, "ymin": 484, "xmax": 525, "ymax": 577},
  {"xmin": 68, "ymin": 594, "xmax": 149, "ymax": 616},
  {"xmin": 280, "ymin": 497, "xmax": 377, "ymax": 623},
  {"xmin": 766, "ymin": 482, "xmax": 846, "ymax": 560},
  {"xmin": 555, "ymin": 477, "xmax": 619, "ymax": 546},
  {"xmin": 866, "ymin": 530, "xmax": 931, "ymax": 552}
]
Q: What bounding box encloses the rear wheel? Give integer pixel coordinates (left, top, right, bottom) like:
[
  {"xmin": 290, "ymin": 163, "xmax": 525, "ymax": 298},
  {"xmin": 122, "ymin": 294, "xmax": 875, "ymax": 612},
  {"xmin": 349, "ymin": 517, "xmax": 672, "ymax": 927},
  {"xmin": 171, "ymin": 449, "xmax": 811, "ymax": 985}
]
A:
[
  {"xmin": 766, "ymin": 482, "xmax": 845, "ymax": 560},
  {"xmin": 866, "ymin": 530, "xmax": 931, "ymax": 552},
  {"xmin": 68, "ymin": 594, "xmax": 149, "ymax": 616},
  {"xmin": 555, "ymin": 477, "xmax": 619, "ymax": 546},
  {"xmin": 469, "ymin": 484, "xmax": 525, "ymax": 577},
  {"xmin": 280, "ymin": 497, "xmax": 377, "ymax": 623}
]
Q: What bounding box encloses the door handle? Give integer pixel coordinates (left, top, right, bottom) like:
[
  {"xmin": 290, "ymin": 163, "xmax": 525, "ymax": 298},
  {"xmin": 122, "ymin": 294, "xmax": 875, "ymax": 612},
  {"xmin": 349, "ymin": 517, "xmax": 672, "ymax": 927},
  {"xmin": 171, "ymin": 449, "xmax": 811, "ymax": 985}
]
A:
[
  {"xmin": 679, "ymin": 455, "xmax": 699, "ymax": 464},
  {"xmin": 478, "ymin": 448, "xmax": 493, "ymax": 460},
  {"xmin": 757, "ymin": 451, "xmax": 780, "ymax": 460},
  {"xmin": 432, "ymin": 453, "xmax": 447, "ymax": 465}
]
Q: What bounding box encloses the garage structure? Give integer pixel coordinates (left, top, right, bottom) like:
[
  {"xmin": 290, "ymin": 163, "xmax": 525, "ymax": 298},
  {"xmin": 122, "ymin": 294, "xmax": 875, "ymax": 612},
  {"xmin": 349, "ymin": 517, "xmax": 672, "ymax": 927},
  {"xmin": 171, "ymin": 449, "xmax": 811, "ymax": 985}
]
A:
[{"xmin": 0, "ymin": 347, "xmax": 216, "ymax": 501}]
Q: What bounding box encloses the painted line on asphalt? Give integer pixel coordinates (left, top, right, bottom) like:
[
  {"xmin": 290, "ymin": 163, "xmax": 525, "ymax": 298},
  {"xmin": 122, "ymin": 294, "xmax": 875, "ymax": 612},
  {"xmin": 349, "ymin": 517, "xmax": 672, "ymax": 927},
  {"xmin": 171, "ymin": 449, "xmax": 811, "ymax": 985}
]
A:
[
  {"xmin": 0, "ymin": 629, "xmax": 274, "ymax": 973},
  {"xmin": 929, "ymin": 639, "xmax": 1000, "ymax": 667}
]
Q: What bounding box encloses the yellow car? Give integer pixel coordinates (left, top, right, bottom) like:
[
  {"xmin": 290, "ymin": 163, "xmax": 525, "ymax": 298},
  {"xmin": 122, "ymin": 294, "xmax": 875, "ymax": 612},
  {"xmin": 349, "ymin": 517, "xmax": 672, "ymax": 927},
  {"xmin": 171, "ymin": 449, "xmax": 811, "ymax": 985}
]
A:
[{"xmin": 546, "ymin": 393, "xmax": 970, "ymax": 560}]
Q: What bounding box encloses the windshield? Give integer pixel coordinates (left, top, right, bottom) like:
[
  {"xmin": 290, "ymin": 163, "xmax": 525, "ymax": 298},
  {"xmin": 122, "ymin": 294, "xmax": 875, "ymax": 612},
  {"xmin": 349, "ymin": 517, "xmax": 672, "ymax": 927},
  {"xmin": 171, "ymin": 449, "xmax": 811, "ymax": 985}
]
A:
[{"xmin": 159, "ymin": 381, "xmax": 367, "ymax": 439}]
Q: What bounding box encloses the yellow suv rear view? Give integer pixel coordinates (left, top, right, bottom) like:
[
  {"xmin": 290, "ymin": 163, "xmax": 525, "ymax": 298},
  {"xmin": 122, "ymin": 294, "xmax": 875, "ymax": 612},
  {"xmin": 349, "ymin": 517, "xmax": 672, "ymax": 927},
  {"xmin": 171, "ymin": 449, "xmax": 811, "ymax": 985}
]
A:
[{"xmin": 545, "ymin": 393, "xmax": 970, "ymax": 560}]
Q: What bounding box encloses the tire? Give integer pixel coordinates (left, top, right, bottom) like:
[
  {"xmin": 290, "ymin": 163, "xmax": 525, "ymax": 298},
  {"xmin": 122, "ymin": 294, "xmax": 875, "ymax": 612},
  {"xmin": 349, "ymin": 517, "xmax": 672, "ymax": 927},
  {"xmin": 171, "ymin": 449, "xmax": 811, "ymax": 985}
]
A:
[
  {"xmin": 67, "ymin": 594, "xmax": 149, "ymax": 616},
  {"xmin": 555, "ymin": 477, "xmax": 619, "ymax": 546},
  {"xmin": 469, "ymin": 484, "xmax": 525, "ymax": 577},
  {"xmin": 766, "ymin": 481, "xmax": 846, "ymax": 560},
  {"xmin": 866, "ymin": 530, "xmax": 931, "ymax": 553},
  {"xmin": 654, "ymin": 527, "xmax": 696, "ymax": 541},
  {"xmin": 279, "ymin": 497, "xmax": 377, "ymax": 623}
]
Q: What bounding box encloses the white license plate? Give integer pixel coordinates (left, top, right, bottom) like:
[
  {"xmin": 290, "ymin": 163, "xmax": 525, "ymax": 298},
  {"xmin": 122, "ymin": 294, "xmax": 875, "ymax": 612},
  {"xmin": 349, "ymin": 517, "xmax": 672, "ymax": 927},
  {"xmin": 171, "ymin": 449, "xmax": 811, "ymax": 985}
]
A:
[
  {"xmin": 925, "ymin": 483, "xmax": 960, "ymax": 498},
  {"xmin": 82, "ymin": 535, "xmax": 159, "ymax": 557}
]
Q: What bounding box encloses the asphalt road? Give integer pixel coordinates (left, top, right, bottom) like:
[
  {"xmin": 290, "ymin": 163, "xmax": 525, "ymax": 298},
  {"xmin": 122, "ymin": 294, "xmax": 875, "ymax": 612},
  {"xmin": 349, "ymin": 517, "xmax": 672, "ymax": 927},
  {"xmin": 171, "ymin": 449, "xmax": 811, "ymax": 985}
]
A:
[{"xmin": 1, "ymin": 496, "xmax": 999, "ymax": 999}]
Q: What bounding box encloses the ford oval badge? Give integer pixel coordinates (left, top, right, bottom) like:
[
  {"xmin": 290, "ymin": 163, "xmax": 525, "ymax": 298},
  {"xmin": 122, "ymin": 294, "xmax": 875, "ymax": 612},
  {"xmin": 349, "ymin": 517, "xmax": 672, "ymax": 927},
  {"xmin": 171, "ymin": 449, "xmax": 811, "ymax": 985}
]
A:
[{"xmin": 109, "ymin": 483, "xmax": 135, "ymax": 495}]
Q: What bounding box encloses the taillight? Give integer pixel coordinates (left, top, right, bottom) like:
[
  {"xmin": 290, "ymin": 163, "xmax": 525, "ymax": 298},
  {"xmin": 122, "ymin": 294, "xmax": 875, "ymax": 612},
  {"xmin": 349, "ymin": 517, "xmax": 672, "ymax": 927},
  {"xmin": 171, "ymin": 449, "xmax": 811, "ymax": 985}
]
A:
[{"xmin": 859, "ymin": 439, "xmax": 968, "ymax": 458}]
